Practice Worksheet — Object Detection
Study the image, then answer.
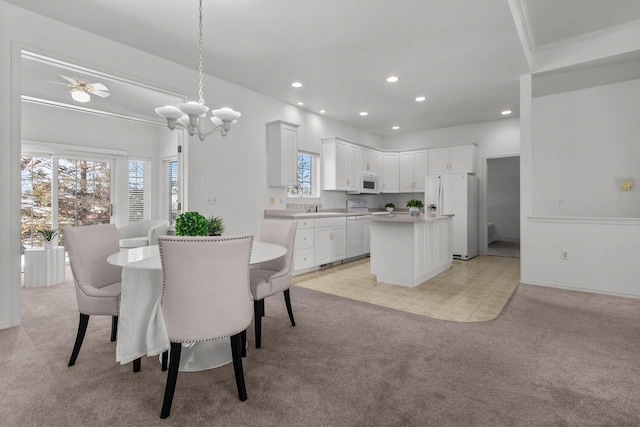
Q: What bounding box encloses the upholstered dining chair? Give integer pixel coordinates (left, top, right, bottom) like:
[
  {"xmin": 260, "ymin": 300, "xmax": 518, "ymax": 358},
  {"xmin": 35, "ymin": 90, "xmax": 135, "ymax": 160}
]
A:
[
  {"xmin": 63, "ymin": 224, "xmax": 122, "ymax": 367},
  {"xmin": 158, "ymin": 235, "xmax": 254, "ymax": 419},
  {"xmin": 249, "ymin": 220, "xmax": 297, "ymax": 348}
]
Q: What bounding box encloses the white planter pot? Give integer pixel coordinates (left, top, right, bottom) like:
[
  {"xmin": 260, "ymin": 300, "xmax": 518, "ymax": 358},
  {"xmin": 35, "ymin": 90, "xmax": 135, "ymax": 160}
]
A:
[{"xmin": 409, "ymin": 207, "xmax": 420, "ymax": 216}]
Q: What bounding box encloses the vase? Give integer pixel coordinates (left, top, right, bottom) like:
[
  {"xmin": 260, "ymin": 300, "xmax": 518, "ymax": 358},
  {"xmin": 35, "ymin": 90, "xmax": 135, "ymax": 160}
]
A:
[
  {"xmin": 386, "ymin": 207, "xmax": 394, "ymax": 212},
  {"xmin": 409, "ymin": 207, "xmax": 420, "ymax": 216},
  {"xmin": 43, "ymin": 241, "xmax": 55, "ymax": 249}
]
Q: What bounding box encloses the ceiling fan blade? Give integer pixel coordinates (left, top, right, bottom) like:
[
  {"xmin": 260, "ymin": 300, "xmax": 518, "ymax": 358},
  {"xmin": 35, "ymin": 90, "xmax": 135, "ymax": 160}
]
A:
[
  {"xmin": 91, "ymin": 90, "xmax": 110, "ymax": 98},
  {"xmin": 90, "ymin": 82, "xmax": 109, "ymax": 92},
  {"xmin": 60, "ymin": 74, "xmax": 77, "ymax": 84},
  {"xmin": 47, "ymin": 81, "xmax": 71, "ymax": 86}
]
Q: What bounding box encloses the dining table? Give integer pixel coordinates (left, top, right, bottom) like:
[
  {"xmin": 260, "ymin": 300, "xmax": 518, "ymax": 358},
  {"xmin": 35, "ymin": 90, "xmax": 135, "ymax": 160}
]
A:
[{"xmin": 107, "ymin": 240, "xmax": 287, "ymax": 372}]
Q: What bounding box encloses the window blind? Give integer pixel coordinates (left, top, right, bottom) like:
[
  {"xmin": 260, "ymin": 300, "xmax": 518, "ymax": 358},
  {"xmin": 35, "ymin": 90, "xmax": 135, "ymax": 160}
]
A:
[{"xmin": 128, "ymin": 160, "xmax": 150, "ymax": 222}]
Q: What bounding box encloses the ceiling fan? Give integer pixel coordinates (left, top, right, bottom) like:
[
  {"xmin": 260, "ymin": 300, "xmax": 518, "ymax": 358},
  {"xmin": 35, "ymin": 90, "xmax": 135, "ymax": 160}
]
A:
[{"xmin": 49, "ymin": 74, "xmax": 110, "ymax": 103}]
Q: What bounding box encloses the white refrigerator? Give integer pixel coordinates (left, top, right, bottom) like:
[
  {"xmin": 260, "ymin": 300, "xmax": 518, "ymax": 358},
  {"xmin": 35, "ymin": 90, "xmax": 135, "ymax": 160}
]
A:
[{"xmin": 425, "ymin": 173, "xmax": 478, "ymax": 260}]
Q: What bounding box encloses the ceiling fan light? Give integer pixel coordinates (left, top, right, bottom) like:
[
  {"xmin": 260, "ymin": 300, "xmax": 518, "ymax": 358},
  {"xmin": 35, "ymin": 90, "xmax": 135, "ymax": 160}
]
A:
[{"xmin": 71, "ymin": 90, "xmax": 90, "ymax": 103}]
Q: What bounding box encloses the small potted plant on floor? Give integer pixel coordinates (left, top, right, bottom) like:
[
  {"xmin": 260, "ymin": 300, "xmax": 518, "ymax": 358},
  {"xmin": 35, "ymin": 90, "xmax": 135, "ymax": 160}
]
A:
[
  {"xmin": 37, "ymin": 227, "xmax": 59, "ymax": 249},
  {"xmin": 175, "ymin": 211, "xmax": 209, "ymax": 236},
  {"xmin": 385, "ymin": 203, "xmax": 395, "ymax": 213},
  {"xmin": 207, "ymin": 215, "xmax": 225, "ymax": 236},
  {"xmin": 406, "ymin": 199, "xmax": 424, "ymax": 216}
]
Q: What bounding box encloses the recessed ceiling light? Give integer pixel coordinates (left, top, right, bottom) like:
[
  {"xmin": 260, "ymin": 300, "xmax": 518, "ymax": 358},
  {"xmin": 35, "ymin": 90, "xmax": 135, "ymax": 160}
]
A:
[
  {"xmin": 297, "ymin": 102, "xmax": 305, "ymax": 106},
  {"xmin": 386, "ymin": 75, "xmax": 399, "ymax": 83},
  {"xmin": 415, "ymin": 96, "xmax": 426, "ymax": 102},
  {"xmin": 359, "ymin": 111, "xmax": 368, "ymax": 116},
  {"xmin": 319, "ymin": 110, "xmax": 326, "ymax": 114},
  {"xmin": 291, "ymin": 81, "xmax": 303, "ymax": 88},
  {"xmin": 392, "ymin": 126, "xmax": 400, "ymax": 130},
  {"xmin": 501, "ymin": 110, "xmax": 512, "ymax": 115}
]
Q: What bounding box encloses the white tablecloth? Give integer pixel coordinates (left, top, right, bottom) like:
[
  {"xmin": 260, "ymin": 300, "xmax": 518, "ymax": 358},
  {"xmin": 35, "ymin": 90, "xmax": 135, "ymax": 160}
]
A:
[
  {"xmin": 111, "ymin": 242, "xmax": 287, "ymax": 365},
  {"xmin": 116, "ymin": 257, "xmax": 169, "ymax": 364}
]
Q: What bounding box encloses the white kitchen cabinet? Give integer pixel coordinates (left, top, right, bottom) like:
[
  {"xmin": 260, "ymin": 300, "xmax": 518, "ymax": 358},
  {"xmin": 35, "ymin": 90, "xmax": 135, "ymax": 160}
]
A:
[
  {"xmin": 381, "ymin": 153, "xmax": 399, "ymax": 193},
  {"xmin": 428, "ymin": 144, "xmax": 476, "ymax": 175},
  {"xmin": 370, "ymin": 217, "xmax": 453, "ymax": 287},
  {"xmin": 322, "ymin": 137, "xmax": 358, "ymax": 192},
  {"xmin": 313, "ymin": 217, "xmax": 346, "ymax": 265},
  {"xmin": 266, "ymin": 120, "xmax": 299, "ymax": 187},
  {"xmin": 360, "ymin": 148, "xmax": 378, "ymax": 173},
  {"xmin": 293, "ymin": 218, "xmax": 314, "ymax": 272},
  {"xmin": 398, "ymin": 150, "xmax": 427, "ymax": 192}
]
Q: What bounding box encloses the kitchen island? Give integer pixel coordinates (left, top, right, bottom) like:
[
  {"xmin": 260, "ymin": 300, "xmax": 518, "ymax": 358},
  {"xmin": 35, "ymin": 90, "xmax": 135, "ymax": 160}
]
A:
[{"xmin": 369, "ymin": 214, "xmax": 453, "ymax": 287}]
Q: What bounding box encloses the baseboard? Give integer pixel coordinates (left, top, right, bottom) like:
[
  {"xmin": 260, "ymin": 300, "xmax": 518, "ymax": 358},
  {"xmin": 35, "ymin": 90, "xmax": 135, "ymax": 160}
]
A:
[{"xmin": 520, "ymin": 280, "xmax": 640, "ymax": 299}]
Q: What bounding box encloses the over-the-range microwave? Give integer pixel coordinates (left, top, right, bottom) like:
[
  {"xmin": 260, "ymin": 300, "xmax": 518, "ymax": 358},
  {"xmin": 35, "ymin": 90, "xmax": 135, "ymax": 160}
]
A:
[{"xmin": 347, "ymin": 173, "xmax": 380, "ymax": 194}]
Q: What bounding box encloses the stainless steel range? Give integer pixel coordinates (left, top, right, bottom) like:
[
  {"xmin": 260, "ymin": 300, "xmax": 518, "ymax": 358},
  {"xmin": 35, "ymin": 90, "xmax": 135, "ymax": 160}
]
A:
[{"xmin": 346, "ymin": 200, "xmax": 371, "ymax": 258}]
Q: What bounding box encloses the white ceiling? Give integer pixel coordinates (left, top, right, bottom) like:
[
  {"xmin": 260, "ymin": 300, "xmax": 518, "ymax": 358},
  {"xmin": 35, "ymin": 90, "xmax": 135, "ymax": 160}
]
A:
[{"xmin": 7, "ymin": 0, "xmax": 640, "ymax": 136}]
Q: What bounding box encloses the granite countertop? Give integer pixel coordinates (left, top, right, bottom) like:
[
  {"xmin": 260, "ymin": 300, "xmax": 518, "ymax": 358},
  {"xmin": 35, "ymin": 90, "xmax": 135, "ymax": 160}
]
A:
[
  {"xmin": 368, "ymin": 214, "xmax": 453, "ymax": 223},
  {"xmin": 265, "ymin": 211, "xmax": 359, "ymax": 219},
  {"xmin": 264, "ymin": 209, "xmax": 391, "ymax": 219}
]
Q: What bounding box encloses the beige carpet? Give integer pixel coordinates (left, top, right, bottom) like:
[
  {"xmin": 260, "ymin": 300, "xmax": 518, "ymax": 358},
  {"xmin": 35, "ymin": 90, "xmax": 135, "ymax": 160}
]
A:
[{"xmin": 293, "ymin": 256, "xmax": 519, "ymax": 322}]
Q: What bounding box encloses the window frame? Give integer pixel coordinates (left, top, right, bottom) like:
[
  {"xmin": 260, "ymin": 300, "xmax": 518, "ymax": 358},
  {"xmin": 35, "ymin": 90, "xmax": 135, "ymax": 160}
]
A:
[{"xmin": 287, "ymin": 151, "xmax": 320, "ymax": 199}]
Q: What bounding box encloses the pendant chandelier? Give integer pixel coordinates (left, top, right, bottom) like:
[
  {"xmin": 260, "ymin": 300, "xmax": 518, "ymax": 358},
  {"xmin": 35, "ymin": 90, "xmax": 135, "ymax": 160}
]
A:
[{"xmin": 155, "ymin": 0, "xmax": 240, "ymax": 141}]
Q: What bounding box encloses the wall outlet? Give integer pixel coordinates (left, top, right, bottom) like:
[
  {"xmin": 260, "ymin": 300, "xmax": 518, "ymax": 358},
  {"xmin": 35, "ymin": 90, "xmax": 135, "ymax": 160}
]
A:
[
  {"xmin": 561, "ymin": 250, "xmax": 568, "ymax": 260},
  {"xmin": 270, "ymin": 197, "xmax": 275, "ymax": 205},
  {"xmin": 206, "ymin": 196, "xmax": 218, "ymax": 205}
]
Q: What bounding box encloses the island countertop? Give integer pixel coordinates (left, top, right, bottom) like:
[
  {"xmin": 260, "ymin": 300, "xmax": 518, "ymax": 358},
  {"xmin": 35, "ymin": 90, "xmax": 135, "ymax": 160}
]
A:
[{"xmin": 368, "ymin": 214, "xmax": 453, "ymax": 223}]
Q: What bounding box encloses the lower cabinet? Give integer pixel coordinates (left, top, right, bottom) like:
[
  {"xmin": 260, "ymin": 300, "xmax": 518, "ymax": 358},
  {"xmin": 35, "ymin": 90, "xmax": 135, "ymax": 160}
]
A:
[
  {"xmin": 292, "ymin": 218, "xmax": 314, "ymax": 272},
  {"xmin": 288, "ymin": 216, "xmax": 347, "ymax": 274},
  {"xmin": 313, "ymin": 217, "xmax": 346, "ymax": 265}
]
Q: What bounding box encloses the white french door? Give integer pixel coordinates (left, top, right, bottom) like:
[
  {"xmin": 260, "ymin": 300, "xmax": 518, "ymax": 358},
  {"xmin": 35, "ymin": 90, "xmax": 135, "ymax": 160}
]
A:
[{"xmin": 21, "ymin": 152, "xmax": 114, "ymax": 248}]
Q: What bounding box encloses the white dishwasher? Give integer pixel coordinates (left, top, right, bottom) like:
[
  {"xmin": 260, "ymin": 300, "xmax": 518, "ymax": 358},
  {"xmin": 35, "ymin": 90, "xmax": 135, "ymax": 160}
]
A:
[{"xmin": 346, "ymin": 200, "xmax": 371, "ymax": 258}]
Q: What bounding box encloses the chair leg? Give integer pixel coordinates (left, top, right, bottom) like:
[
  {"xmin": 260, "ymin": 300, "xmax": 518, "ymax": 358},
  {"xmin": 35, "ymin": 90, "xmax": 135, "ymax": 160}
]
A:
[
  {"xmin": 241, "ymin": 330, "xmax": 247, "ymax": 358},
  {"xmin": 161, "ymin": 350, "xmax": 169, "ymax": 371},
  {"xmin": 111, "ymin": 315, "xmax": 118, "ymax": 342},
  {"xmin": 160, "ymin": 342, "xmax": 182, "ymax": 419},
  {"xmin": 254, "ymin": 300, "xmax": 262, "ymax": 349},
  {"xmin": 283, "ymin": 289, "xmax": 296, "ymax": 327},
  {"xmin": 260, "ymin": 298, "xmax": 265, "ymax": 317},
  {"xmin": 68, "ymin": 313, "xmax": 89, "ymax": 367},
  {"xmin": 133, "ymin": 357, "xmax": 141, "ymax": 373},
  {"xmin": 230, "ymin": 333, "xmax": 248, "ymax": 401}
]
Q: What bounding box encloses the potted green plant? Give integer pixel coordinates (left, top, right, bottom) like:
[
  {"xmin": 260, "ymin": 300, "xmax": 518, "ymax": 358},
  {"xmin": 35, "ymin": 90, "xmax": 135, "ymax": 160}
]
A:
[
  {"xmin": 385, "ymin": 202, "xmax": 395, "ymax": 212},
  {"xmin": 207, "ymin": 215, "xmax": 225, "ymax": 236},
  {"xmin": 175, "ymin": 212, "xmax": 209, "ymax": 236},
  {"xmin": 37, "ymin": 227, "xmax": 59, "ymax": 249},
  {"xmin": 406, "ymin": 199, "xmax": 424, "ymax": 216}
]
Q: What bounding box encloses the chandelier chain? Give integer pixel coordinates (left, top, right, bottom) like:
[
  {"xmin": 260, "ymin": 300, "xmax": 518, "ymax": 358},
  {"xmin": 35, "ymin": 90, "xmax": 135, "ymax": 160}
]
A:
[{"xmin": 198, "ymin": 0, "xmax": 204, "ymax": 104}]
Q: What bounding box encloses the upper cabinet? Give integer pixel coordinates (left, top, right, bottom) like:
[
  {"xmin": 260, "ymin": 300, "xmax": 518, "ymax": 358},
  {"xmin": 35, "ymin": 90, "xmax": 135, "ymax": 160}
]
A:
[
  {"xmin": 399, "ymin": 150, "xmax": 427, "ymax": 192},
  {"xmin": 266, "ymin": 120, "xmax": 299, "ymax": 187},
  {"xmin": 322, "ymin": 137, "xmax": 358, "ymax": 192},
  {"xmin": 428, "ymin": 144, "xmax": 476, "ymax": 175},
  {"xmin": 381, "ymin": 153, "xmax": 399, "ymax": 193},
  {"xmin": 360, "ymin": 148, "xmax": 378, "ymax": 174}
]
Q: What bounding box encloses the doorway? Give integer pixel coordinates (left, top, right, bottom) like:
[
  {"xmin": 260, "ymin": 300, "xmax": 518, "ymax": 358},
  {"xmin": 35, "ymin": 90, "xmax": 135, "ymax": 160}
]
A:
[{"xmin": 485, "ymin": 156, "xmax": 520, "ymax": 258}]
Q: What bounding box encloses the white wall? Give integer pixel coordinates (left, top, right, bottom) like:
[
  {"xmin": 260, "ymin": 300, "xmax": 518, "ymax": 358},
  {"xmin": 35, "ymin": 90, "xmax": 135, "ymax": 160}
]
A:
[
  {"xmin": 487, "ymin": 156, "xmax": 520, "ymax": 240},
  {"xmin": 521, "ymin": 74, "xmax": 640, "ymax": 298},
  {"xmin": 532, "ymin": 79, "xmax": 640, "ymax": 218},
  {"xmin": 0, "ymin": 1, "xmax": 382, "ymax": 328}
]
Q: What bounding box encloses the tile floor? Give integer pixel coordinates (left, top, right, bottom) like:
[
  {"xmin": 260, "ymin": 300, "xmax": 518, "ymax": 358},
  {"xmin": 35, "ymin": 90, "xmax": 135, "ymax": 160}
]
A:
[{"xmin": 292, "ymin": 255, "xmax": 520, "ymax": 322}]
